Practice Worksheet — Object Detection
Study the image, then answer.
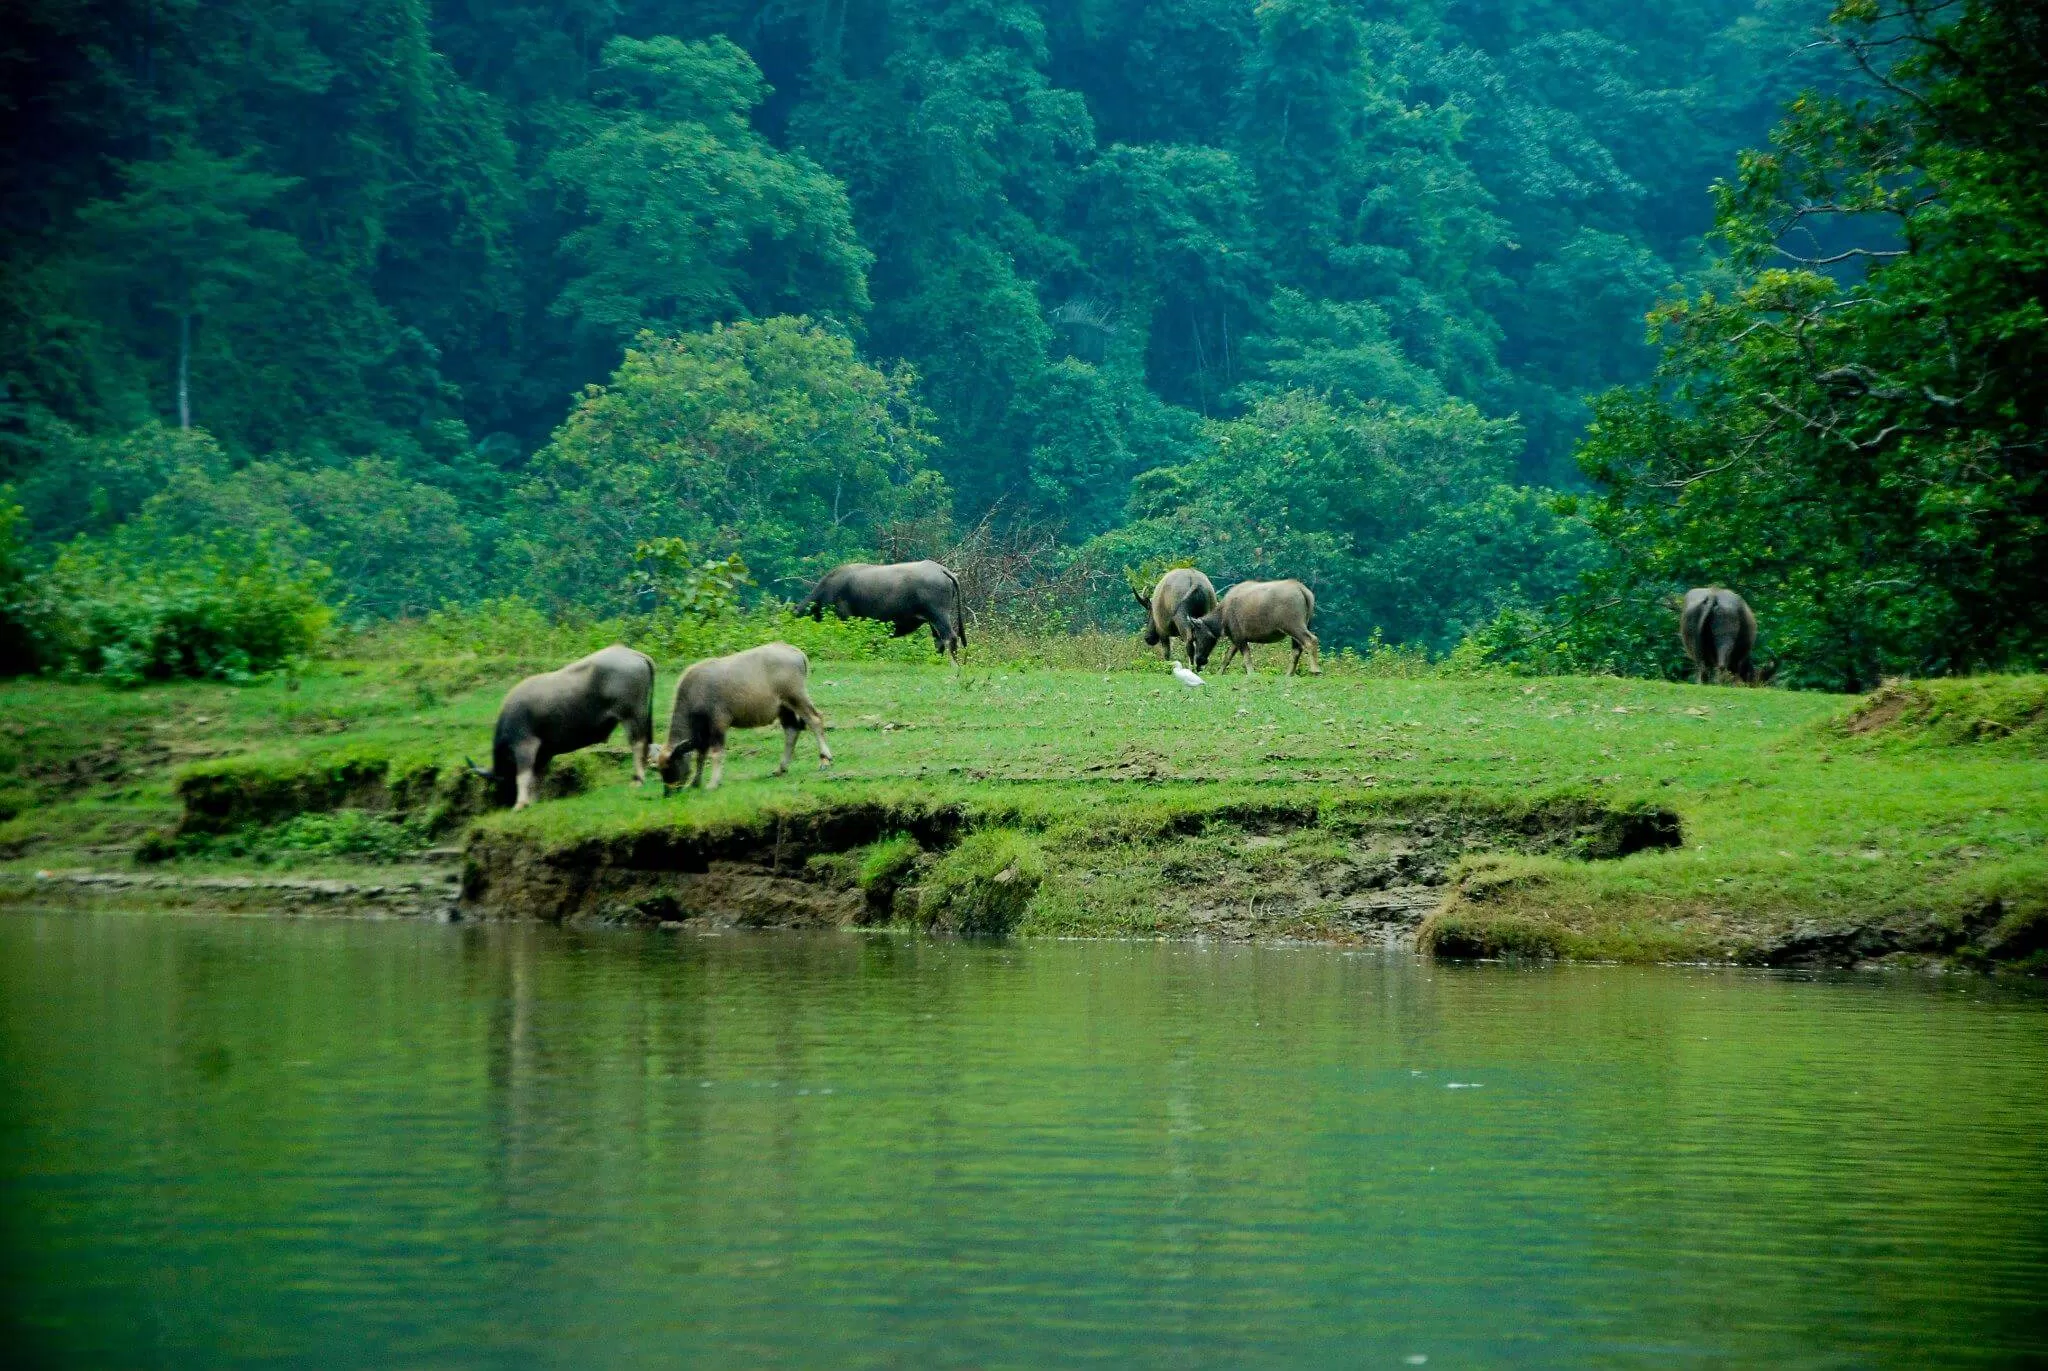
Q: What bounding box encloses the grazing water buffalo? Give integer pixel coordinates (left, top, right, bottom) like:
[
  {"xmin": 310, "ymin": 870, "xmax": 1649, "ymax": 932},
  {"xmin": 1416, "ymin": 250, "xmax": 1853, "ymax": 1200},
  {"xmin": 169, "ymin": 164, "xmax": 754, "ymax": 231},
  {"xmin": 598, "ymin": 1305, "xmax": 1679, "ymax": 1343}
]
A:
[
  {"xmin": 470, "ymin": 645, "xmax": 655, "ymax": 810},
  {"xmin": 656, "ymin": 642, "xmax": 831, "ymax": 791},
  {"xmin": 1136, "ymin": 567, "xmax": 1218, "ymax": 664},
  {"xmin": 1190, "ymin": 579, "xmax": 1321, "ymax": 676},
  {"xmin": 802, "ymin": 560, "xmax": 965, "ymax": 658},
  {"xmin": 1680, "ymin": 587, "xmax": 1770, "ymax": 685}
]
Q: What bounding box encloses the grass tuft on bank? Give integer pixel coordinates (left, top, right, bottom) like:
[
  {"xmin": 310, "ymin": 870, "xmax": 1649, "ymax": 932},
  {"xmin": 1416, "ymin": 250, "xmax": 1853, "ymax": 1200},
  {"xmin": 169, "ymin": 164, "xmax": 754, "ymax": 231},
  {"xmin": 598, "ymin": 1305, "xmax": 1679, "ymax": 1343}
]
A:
[{"xmin": 1836, "ymin": 675, "xmax": 2048, "ymax": 755}]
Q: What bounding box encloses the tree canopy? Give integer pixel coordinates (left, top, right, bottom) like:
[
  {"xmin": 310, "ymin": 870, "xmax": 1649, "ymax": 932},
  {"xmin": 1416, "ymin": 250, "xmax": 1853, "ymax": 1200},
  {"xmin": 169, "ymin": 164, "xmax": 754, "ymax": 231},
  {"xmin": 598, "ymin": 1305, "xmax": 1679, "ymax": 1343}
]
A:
[
  {"xmin": 2, "ymin": 0, "xmax": 2039, "ymax": 684},
  {"xmin": 1560, "ymin": 0, "xmax": 2047, "ymax": 689}
]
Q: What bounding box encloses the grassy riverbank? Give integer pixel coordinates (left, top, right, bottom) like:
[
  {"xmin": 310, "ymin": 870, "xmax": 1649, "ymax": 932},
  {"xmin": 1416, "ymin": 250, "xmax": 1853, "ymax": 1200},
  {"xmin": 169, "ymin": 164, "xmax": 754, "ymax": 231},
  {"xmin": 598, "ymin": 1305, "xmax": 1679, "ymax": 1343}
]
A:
[{"xmin": 2, "ymin": 653, "xmax": 2044, "ymax": 969}]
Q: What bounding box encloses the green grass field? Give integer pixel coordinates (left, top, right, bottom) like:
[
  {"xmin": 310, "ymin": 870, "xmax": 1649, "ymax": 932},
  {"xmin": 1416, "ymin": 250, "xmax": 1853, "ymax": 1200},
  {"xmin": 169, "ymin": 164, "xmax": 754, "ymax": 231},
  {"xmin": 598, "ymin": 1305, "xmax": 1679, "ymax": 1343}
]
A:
[{"xmin": 3, "ymin": 651, "xmax": 2043, "ymax": 968}]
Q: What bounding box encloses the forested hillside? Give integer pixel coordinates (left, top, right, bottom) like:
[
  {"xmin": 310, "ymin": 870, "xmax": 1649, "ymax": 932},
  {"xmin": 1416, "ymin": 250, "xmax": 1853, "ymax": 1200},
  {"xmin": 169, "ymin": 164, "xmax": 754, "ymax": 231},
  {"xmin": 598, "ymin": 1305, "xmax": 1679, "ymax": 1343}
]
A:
[{"xmin": 3, "ymin": 0, "xmax": 2040, "ymax": 686}]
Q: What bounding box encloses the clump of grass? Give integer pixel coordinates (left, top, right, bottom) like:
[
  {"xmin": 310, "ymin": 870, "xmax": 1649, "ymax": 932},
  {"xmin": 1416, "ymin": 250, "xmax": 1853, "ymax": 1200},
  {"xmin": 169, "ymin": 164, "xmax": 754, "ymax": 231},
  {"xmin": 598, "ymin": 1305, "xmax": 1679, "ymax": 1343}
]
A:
[
  {"xmin": 852, "ymin": 832, "xmax": 923, "ymax": 922},
  {"xmin": 1418, "ymin": 910, "xmax": 1571, "ymax": 960},
  {"xmin": 858, "ymin": 833, "xmax": 921, "ymax": 892},
  {"xmin": 143, "ymin": 808, "xmax": 432, "ymax": 866},
  {"xmin": 1838, "ymin": 675, "xmax": 2048, "ymax": 753},
  {"xmin": 917, "ymin": 829, "xmax": 1044, "ymax": 936},
  {"xmin": 269, "ymin": 810, "xmax": 433, "ymax": 861},
  {"xmin": 1980, "ymin": 904, "xmax": 2048, "ymax": 969}
]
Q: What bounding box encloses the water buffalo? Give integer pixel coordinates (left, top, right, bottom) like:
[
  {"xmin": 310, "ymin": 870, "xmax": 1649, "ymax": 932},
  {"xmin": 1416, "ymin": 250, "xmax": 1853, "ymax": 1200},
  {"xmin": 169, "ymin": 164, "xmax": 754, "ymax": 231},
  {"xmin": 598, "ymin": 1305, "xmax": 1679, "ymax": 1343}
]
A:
[
  {"xmin": 802, "ymin": 560, "xmax": 965, "ymax": 658},
  {"xmin": 1135, "ymin": 567, "xmax": 1218, "ymax": 664},
  {"xmin": 656, "ymin": 642, "xmax": 831, "ymax": 791},
  {"xmin": 1190, "ymin": 579, "xmax": 1321, "ymax": 676},
  {"xmin": 1680, "ymin": 587, "xmax": 1770, "ymax": 685},
  {"xmin": 470, "ymin": 645, "xmax": 655, "ymax": 810}
]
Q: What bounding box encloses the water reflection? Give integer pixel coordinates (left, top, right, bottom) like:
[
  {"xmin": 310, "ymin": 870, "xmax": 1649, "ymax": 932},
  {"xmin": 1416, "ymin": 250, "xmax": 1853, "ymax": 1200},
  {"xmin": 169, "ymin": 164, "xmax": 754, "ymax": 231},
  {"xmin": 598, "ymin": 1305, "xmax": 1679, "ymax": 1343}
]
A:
[{"xmin": 3, "ymin": 915, "xmax": 2045, "ymax": 1367}]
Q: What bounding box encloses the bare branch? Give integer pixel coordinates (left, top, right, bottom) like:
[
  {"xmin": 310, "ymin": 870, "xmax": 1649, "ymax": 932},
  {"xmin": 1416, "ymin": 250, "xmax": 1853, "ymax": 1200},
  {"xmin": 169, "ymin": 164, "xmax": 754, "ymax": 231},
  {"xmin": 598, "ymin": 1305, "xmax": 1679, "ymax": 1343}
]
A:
[{"xmin": 1775, "ymin": 245, "xmax": 1908, "ymax": 267}]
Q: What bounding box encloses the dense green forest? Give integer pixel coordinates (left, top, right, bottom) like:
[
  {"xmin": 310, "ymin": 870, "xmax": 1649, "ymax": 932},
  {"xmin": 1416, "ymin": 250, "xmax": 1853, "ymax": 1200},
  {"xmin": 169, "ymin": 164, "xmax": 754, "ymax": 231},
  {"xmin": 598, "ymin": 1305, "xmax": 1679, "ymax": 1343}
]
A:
[{"xmin": 2, "ymin": 0, "xmax": 2041, "ymax": 689}]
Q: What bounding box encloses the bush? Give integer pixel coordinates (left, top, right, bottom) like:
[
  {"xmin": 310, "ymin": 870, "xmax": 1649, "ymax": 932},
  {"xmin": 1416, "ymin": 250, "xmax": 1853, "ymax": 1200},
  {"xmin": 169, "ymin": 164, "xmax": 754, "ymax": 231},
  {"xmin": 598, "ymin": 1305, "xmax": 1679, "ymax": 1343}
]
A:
[
  {"xmin": 29, "ymin": 526, "xmax": 331, "ymax": 684},
  {"xmin": 0, "ymin": 493, "xmax": 36, "ymax": 675},
  {"xmin": 146, "ymin": 809, "xmax": 434, "ymax": 866},
  {"xmin": 347, "ymin": 595, "xmax": 942, "ymax": 669},
  {"xmin": 918, "ymin": 830, "xmax": 1045, "ymax": 937},
  {"xmin": 502, "ymin": 318, "xmax": 941, "ymax": 613},
  {"xmin": 269, "ymin": 810, "xmax": 432, "ymax": 861}
]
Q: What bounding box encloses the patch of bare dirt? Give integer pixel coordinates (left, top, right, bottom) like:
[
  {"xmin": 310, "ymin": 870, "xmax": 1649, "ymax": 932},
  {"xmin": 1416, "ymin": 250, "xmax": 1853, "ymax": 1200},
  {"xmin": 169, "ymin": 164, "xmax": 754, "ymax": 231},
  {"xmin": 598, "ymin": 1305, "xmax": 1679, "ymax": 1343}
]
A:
[{"xmin": 1844, "ymin": 683, "xmax": 1915, "ymax": 735}]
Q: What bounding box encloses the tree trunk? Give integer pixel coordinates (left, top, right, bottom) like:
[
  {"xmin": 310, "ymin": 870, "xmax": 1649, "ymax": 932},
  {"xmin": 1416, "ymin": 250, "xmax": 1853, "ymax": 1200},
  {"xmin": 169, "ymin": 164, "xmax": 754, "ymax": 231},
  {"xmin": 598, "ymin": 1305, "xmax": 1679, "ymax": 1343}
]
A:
[{"xmin": 177, "ymin": 312, "xmax": 191, "ymax": 431}]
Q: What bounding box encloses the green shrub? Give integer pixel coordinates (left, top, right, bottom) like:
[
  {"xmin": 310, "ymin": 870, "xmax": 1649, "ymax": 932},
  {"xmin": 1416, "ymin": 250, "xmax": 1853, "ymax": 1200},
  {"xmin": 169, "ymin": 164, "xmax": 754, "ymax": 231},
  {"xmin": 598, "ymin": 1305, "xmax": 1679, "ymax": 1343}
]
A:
[
  {"xmin": 269, "ymin": 810, "xmax": 432, "ymax": 861},
  {"xmin": 146, "ymin": 808, "xmax": 433, "ymax": 866},
  {"xmin": 0, "ymin": 492, "xmax": 37, "ymax": 675},
  {"xmin": 30, "ymin": 525, "xmax": 330, "ymax": 684},
  {"xmin": 348, "ymin": 595, "xmax": 938, "ymax": 668},
  {"xmin": 918, "ymin": 830, "xmax": 1045, "ymax": 937}
]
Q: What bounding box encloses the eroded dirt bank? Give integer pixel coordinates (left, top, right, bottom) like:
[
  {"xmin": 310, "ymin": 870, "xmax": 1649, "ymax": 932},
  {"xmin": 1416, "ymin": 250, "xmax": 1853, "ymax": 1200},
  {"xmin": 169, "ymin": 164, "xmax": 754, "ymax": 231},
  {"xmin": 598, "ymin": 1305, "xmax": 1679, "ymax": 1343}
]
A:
[{"xmin": 458, "ymin": 793, "xmax": 1683, "ymax": 951}]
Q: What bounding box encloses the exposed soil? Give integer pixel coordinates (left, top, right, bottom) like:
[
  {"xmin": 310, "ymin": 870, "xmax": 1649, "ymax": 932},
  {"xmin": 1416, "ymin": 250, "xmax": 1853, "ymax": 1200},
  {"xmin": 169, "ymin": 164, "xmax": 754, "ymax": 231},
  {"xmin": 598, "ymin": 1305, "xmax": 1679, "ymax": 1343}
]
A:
[
  {"xmin": 458, "ymin": 795, "xmax": 1683, "ymax": 945},
  {"xmin": 1844, "ymin": 685, "xmax": 1913, "ymax": 735}
]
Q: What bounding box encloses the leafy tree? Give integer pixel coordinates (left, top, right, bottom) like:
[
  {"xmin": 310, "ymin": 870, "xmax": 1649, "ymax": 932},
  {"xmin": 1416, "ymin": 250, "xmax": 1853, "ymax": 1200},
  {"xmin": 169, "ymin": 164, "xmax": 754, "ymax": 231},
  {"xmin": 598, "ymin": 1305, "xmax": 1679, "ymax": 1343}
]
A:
[
  {"xmin": 505, "ymin": 317, "xmax": 942, "ymax": 610},
  {"xmin": 1015, "ymin": 357, "xmax": 1130, "ymax": 535},
  {"xmin": 74, "ymin": 144, "xmax": 309, "ymax": 432},
  {"xmin": 11, "ymin": 420, "xmax": 229, "ymax": 544},
  {"xmin": 1069, "ymin": 141, "xmax": 1266, "ymax": 414},
  {"xmin": 0, "ymin": 0, "xmax": 1855, "ymax": 661},
  {"xmin": 1571, "ymin": 0, "xmax": 2048, "ymax": 689},
  {"xmin": 141, "ymin": 457, "xmax": 475, "ymax": 620},
  {"xmin": 1083, "ymin": 391, "xmax": 1585, "ymax": 650},
  {"xmin": 28, "ymin": 523, "xmax": 331, "ymax": 684},
  {"xmin": 1235, "ymin": 289, "xmax": 1444, "ymax": 411},
  {"xmin": 626, "ymin": 538, "xmax": 752, "ymax": 621},
  {"xmin": 548, "ymin": 36, "xmax": 871, "ymax": 363},
  {"xmin": 788, "ymin": 0, "xmax": 1094, "ymax": 511}
]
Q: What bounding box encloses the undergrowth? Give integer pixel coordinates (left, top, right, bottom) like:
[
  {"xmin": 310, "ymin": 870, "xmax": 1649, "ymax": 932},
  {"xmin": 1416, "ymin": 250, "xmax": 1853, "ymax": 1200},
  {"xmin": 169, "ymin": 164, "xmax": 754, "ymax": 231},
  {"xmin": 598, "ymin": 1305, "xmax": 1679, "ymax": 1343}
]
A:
[{"xmin": 143, "ymin": 809, "xmax": 433, "ymax": 866}]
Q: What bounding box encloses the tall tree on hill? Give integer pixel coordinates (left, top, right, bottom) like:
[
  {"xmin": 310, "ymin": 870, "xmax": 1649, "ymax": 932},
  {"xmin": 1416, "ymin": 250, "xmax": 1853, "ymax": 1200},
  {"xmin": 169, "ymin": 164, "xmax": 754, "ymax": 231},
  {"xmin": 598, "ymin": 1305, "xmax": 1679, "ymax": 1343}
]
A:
[
  {"xmin": 76, "ymin": 144, "xmax": 307, "ymax": 433},
  {"xmin": 548, "ymin": 36, "xmax": 871, "ymax": 373},
  {"xmin": 1571, "ymin": 0, "xmax": 2048, "ymax": 688}
]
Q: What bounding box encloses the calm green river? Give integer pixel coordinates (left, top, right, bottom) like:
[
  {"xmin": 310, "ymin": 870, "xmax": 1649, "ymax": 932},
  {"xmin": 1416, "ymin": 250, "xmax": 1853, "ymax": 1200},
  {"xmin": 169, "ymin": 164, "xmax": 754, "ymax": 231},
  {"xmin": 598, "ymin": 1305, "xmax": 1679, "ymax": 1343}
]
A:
[{"xmin": 3, "ymin": 915, "xmax": 2046, "ymax": 1368}]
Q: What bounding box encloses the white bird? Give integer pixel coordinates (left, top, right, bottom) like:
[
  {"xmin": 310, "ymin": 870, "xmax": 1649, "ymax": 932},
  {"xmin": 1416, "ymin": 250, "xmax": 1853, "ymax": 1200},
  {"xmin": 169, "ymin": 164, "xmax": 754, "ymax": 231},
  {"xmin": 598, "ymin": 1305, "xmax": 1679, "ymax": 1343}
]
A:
[{"xmin": 1171, "ymin": 662, "xmax": 1205, "ymax": 687}]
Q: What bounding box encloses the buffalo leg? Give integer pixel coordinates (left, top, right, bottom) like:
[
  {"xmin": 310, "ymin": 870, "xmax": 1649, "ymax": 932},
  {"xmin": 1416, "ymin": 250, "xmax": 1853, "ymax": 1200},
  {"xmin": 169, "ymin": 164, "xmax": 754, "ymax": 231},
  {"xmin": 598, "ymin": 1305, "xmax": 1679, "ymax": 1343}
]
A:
[
  {"xmin": 630, "ymin": 735, "xmax": 649, "ymax": 787},
  {"xmin": 1241, "ymin": 642, "xmax": 1254, "ymax": 676},
  {"xmin": 1216, "ymin": 640, "xmax": 1240, "ymax": 673},
  {"xmin": 1292, "ymin": 631, "xmax": 1322, "ymax": 676},
  {"xmin": 512, "ymin": 737, "xmax": 543, "ymax": 810},
  {"xmin": 702, "ymin": 744, "xmax": 727, "ymax": 790},
  {"xmin": 806, "ymin": 707, "xmax": 833, "ymax": 767},
  {"xmin": 778, "ymin": 708, "xmax": 800, "ymax": 776}
]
